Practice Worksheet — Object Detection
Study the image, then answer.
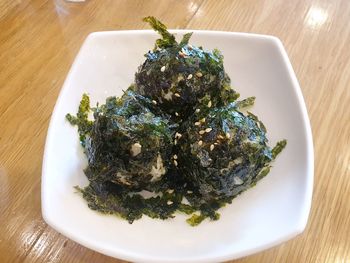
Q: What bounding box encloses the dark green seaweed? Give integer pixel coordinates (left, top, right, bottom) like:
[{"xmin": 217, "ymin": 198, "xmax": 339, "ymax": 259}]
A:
[
  {"xmin": 135, "ymin": 17, "xmax": 239, "ymax": 120},
  {"xmin": 66, "ymin": 17, "xmax": 286, "ymax": 226}
]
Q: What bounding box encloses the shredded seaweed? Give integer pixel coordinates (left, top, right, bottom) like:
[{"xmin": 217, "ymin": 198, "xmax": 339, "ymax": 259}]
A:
[
  {"xmin": 66, "ymin": 94, "xmax": 92, "ymax": 146},
  {"xmin": 67, "ymin": 17, "xmax": 287, "ymax": 226},
  {"xmin": 236, "ymin": 96, "xmax": 256, "ymax": 109},
  {"xmin": 272, "ymin": 139, "xmax": 287, "ymax": 159},
  {"xmin": 143, "ymin": 16, "xmax": 176, "ymax": 50},
  {"xmin": 135, "ymin": 17, "xmax": 239, "ymax": 120}
]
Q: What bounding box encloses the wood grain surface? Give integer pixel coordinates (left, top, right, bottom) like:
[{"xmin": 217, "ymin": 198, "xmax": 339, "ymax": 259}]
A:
[{"xmin": 0, "ymin": 0, "xmax": 349, "ymax": 262}]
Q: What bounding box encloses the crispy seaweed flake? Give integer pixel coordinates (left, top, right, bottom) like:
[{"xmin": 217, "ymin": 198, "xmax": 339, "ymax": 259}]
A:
[
  {"xmin": 66, "ymin": 93, "xmax": 93, "ymax": 146},
  {"xmin": 66, "ymin": 17, "xmax": 287, "ymax": 226}
]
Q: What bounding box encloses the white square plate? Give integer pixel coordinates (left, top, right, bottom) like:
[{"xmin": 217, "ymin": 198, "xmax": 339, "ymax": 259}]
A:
[{"xmin": 42, "ymin": 30, "xmax": 313, "ymax": 263}]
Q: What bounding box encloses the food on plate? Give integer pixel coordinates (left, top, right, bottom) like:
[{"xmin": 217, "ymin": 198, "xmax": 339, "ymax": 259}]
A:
[
  {"xmin": 135, "ymin": 17, "xmax": 238, "ymax": 119},
  {"xmin": 176, "ymin": 101, "xmax": 285, "ymax": 202},
  {"xmin": 67, "ymin": 17, "xmax": 286, "ymax": 226},
  {"xmin": 84, "ymin": 88, "xmax": 176, "ymax": 189}
]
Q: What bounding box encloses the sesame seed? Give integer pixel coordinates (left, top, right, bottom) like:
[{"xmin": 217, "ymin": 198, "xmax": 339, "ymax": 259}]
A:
[
  {"xmin": 195, "ymin": 108, "xmax": 200, "ymax": 113},
  {"xmin": 152, "ymin": 100, "xmax": 157, "ymax": 105},
  {"xmin": 160, "ymin": 66, "xmax": 166, "ymax": 72},
  {"xmin": 233, "ymin": 176, "xmax": 243, "ymax": 185},
  {"xmin": 207, "ymin": 100, "xmax": 212, "ymax": 108},
  {"xmin": 214, "ymin": 142, "xmax": 218, "ymax": 145},
  {"xmin": 195, "ymin": 121, "xmax": 201, "ymax": 126},
  {"xmin": 174, "ymin": 93, "xmax": 181, "ymax": 97},
  {"xmin": 173, "ymin": 160, "xmax": 178, "ymax": 166},
  {"xmin": 199, "ymin": 130, "xmax": 205, "ymax": 135},
  {"xmin": 175, "ymin": 132, "xmax": 182, "ymax": 139},
  {"xmin": 198, "ymin": 140, "xmax": 203, "ymax": 146},
  {"xmin": 175, "ymin": 112, "xmax": 179, "ymax": 116},
  {"xmin": 187, "ymin": 190, "xmax": 193, "ymax": 194},
  {"xmin": 218, "ymin": 135, "xmax": 224, "ymax": 139},
  {"xmin": 205, "ymin": 128, "xmax": 212, "ymax": 133},
  {"xmin": 177, "ymin": 75, "xmax": 184, "ymax": 81},
  {"xmin": 173, "ymin": 154, "xmax": 178, "ymax": 159},
  {"xmin": 226, "ymin": 133, "xmax": 231, "ymax": 139},
  {"xmin": 130, "ymin": 142, "xmax": 142, "ymax": 156},
  {"xmin": 167, "ymin": 189, "xmax": 174, "ymax": 194},
  {"xmin": 196, "ymin": 72, "xmax": 203, "ymax": 77},
  {"xmin": 200, "ymin": 118, "xmax": 206, "ymax": 123},
  {"xmin": 210, "ymin": 144, "xmax": 215, "ymax": 151},
  {"xmin": 187, "ymin": 74, "xmax": 193, "ymax": 80},
  {"xmin": 167, "ymin": 200, "xmax": 174, "ymax": 205}
]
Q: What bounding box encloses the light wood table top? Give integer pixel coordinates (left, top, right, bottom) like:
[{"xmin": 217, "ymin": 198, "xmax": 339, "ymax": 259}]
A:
[{"xmin": 0, "ymin": 0, "xmax": 349, "ymax": 262}]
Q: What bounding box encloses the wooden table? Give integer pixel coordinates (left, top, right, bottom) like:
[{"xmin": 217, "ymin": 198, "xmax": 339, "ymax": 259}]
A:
[{"xmin": 0, "ymin": 0, "xmax": 349, "ymax": 262}]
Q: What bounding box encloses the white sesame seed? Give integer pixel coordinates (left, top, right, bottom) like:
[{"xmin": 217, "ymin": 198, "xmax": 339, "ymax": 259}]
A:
[
  {"xmin": 152, "ymin": 100, "xmax": 157, "ymax": 105},
  {"xmin": 233, "ymin": 157, "xmax": 243, "ymax": 164},
  {"xmin": 210, "ymin": 144, "xmax": 215, "ymax": 151},
  {"xmin": 175, "ymin": 132, "xmax": 182, "ymax": 139},
  {"xmin": 187, "ymin": 74, "xmax": 193, "ymax": 80},
  {"xmin": 205, "ymin": 128, "xmax": 212, "ymax": 133},
  {"xmin": 218, "ymin": 135, "xmax": 224, "ymax": 139},
  {"xmin": 196, "ymin": 72, "xmax": 203, "ymax": 77},
  {"xmin": 187, "ymin": 190, "xmax": 193, "ymax": 194},
  {"xmin": 214, "ymin": 142, "xmax": 218, "ymax": 145},
  {"xmin": 198, "ymin": 140, "xmax": 203, "ymax": 146},
  {"xmin": 167, "ymin": 200, "xmax": 174, "ymax": 205},
  {"xmin": 174, "ymin": 93, "xmax": 181, "ymax": 97},
  {"xmin": 130, "ymin": 142, "xmax": 142, "ymax": 156},
  {"xmin": 207, "ymin": 100, "xmax": 212, "ymax": 108},
  {"xmin": 173, "ymin": 160, "xmax": 178, "ymax": 166},
  {"xmin": 195, "ymin": 121, "xmax": 201, "ymax": 126},
  {"xmin": 160, "ymin": 66, "xmax": 166, "ymax": 72},
  {"xmin": 173, "ymin": 154, "xmax": 178, "ymax": 159},
  {"xmin": 226, "ymin": 133, "xmax": 231, "ymax": 139},
  {"xmin": 175, "ymin": 112, "xmax": 179, "ymax": 116},
  {"xmin": 195, "ymin": 108, "xmax": 200, "ymax": 113},
  {"xmin": 199, "ymin": 130, "xmax": 205, "ymax": 135},
  {"xmin": 177, "ymin": 75, "xmax": 184, "ymax": 82},
  {"xmin": 167, "ymin": 189, "xmax": 174, "ymax": 194},
  {"xmin": 174, "ymin": 139, "xmax": 177, "ymax": 145},
  {"xmin": 233, "ymin": 176, "xmax": 243, "ymax": 185}
]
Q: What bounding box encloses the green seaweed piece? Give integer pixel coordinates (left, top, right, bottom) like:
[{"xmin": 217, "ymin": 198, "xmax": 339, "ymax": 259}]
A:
[
  {"xmin": 143, "ymin": 16, "xmax": 176, "ymax": 50},
  {"xmin": 186, "ymin": 213, "xmax": 206, "ymax": 226},
  {"xmin": 272, "ymin": 140, "xmax": 287, "ymax": 159},
  {"xmin": 66, "ymin": 94, "xmax": 93, "ymax": 146},
  {"xmin": 179, "ymin": 32, "xmax": 193, "ymax": 47},
  {"xmin": 236, "ymin": 96, "xmax": 255, "ymax": 109}
]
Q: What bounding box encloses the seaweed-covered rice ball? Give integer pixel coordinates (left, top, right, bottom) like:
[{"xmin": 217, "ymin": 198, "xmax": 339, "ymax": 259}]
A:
[
  {"xmin": 176, "ymin": 103, "xmax": 283, "ymax": 201},
  {"xmin": 135, "ymin": 17, "xmax": 238, "ymax": 119},
  {"xmin": 84, "ymin": 90, "xmax": 177, "ymax": 189}
]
